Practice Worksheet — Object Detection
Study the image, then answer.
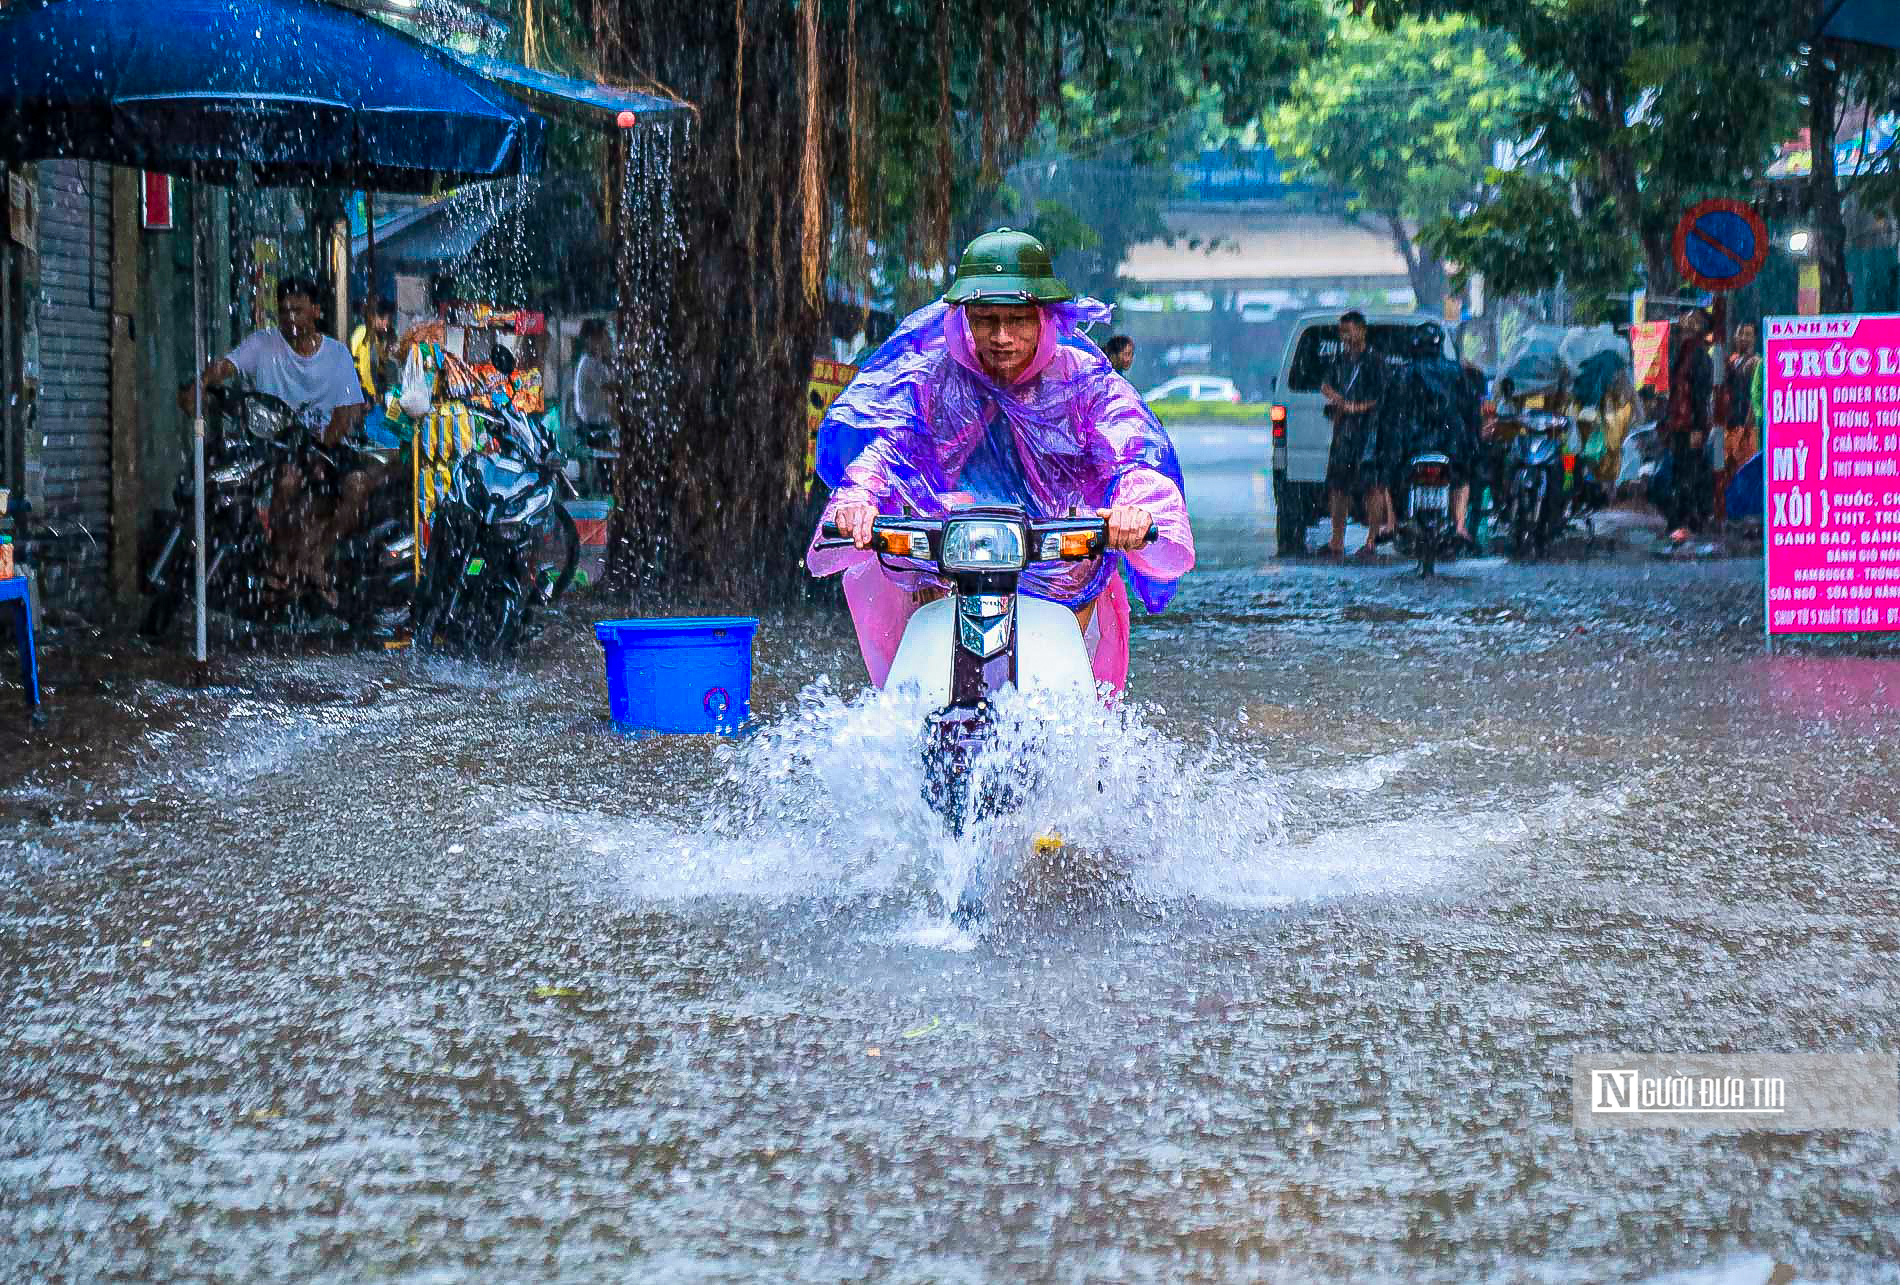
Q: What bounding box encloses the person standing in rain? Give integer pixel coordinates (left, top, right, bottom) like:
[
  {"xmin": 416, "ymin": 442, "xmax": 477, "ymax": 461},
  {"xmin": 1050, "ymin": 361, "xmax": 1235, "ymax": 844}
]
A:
[
  {"xmin": 1104, "ymin": 334, "xmax": 1136, "ymax": 375},
  {"xmin": 351, "ymin": 297, "xmax": 397, "ymax": 402},
  {"xmin": 569, "ymin": 319, "xmax": 619, "ymax": 494},
  {"xmin": 1320, "ymin": 309, "xmax": 1388, "ymax": 559},
  {"xmin": 1715, "ymin": 320, "xmax": 1762, "ymax": 526},
  {"xmin": 1661, "ymin": 308, "xmax": 1714, "ymax": 547},
  {"xmin": 352, "ymin": 297, "xmax": 399, "ymax": 447}
]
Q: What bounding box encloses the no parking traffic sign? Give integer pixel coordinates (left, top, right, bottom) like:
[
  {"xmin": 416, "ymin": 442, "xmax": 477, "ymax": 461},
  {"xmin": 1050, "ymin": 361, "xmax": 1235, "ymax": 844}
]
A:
[{"xmin": 1673, "ymin": 199, "xmax": 1769, "ymax": 293}]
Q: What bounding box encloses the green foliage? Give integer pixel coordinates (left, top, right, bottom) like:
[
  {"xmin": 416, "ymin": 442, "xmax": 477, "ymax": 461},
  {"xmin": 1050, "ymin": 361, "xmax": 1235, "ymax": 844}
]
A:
[
  {"xmin": 1380, "ymin": 0, "xmax": 1804, "ymax": 301},
  {"xmin": 1266, "ymin": 14, "xmax": 1543, "ymax": 232},
  {"xmin": 1148, "ymin": 400, "xmax": 1273, "ymax": 425},
  {"xmin": 852, "ymin": 0, "xmax": 1330, "ymax": 306},
  {"xmin": 1420, "ymin": 168, "xmax": 1633, "ymax": 318}
]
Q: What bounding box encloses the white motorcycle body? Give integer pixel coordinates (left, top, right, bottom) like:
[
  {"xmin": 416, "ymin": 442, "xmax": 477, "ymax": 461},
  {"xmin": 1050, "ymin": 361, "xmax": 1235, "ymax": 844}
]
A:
[{"xmin": 885, "ymin": 594, "xmax": 1095, "ymax": 708}]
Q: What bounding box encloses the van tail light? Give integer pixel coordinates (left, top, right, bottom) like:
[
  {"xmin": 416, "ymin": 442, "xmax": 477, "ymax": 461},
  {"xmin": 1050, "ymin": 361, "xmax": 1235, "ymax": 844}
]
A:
[
  {"xmin": 1413, "ymin": 463, "xmax": 1449, "ymax": 486},
  {"xmin": 1270, "ymin": 404, "xmax": 1287, "ymax": 441}
]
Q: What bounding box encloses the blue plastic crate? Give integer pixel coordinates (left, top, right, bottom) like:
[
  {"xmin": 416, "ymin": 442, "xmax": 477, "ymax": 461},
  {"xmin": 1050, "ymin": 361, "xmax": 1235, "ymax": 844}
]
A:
[{"xmin": 594, "ymin": 616, "xmax": 758, "ymax": 735}]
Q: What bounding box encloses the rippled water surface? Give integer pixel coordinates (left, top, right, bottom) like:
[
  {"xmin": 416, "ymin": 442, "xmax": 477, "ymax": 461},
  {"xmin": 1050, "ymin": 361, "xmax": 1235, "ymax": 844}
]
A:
[{"xmin": 4, "ymin": 427, "xmax": 1898, "ymax": 1282}]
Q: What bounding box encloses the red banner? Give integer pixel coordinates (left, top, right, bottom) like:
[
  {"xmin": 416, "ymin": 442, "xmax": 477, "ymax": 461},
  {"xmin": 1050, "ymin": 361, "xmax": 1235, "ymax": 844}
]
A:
[{"xmin": 1630, "ymin": 321, "xmax": 1671, "ymax": 395}]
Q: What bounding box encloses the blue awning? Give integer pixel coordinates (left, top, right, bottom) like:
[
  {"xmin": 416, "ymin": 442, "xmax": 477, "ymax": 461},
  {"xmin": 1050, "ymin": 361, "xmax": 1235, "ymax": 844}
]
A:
[
  {"xmin": 351, "ymin": 185, "xmax": 534, "ymax": 265},
  {"xmin": 450, "ymin": 52, "xmax": 687, "ymax": 126},
  {"xmin": 0, "ymin": 0, "xmax": 543, "ymax": 193},
  {"xmin": 1821, "ymin": 0, "xmax": 1899, "ymax": 49}
]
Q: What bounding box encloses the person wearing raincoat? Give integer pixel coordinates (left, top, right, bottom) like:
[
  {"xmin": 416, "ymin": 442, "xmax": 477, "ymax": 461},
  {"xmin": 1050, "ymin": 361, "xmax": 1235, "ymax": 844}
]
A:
[
  {"xmin": 1379, "ymin": 321, "xmax": 1482, "ymax": 547},
  {"xmin": 808, "ymin": 228, "xmax": 1195, "ymax": 697}
]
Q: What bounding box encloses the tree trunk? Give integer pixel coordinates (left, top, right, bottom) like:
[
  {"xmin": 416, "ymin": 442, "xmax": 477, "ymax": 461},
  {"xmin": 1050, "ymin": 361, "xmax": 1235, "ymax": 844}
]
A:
[
  {"xmin": 1580, "ymin": 83, "xmax": 1674, "ymax": 293},
  {"xmin": 1807, "ymin": 21, "xmax": 1854, "ymax": 313},
  {"xmin": 599, "ymin": 0, "xmax": 829, "ymax": 601},
  {"xmin": 1386, "ymin": 214, "xmax": 1446, "ymax": 317}
]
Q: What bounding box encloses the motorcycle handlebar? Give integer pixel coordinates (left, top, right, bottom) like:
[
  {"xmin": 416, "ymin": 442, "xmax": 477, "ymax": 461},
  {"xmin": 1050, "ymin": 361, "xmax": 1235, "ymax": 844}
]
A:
[{"xmin": 818, "ymin": 516, "xmax": 1158, "ymax": 551}]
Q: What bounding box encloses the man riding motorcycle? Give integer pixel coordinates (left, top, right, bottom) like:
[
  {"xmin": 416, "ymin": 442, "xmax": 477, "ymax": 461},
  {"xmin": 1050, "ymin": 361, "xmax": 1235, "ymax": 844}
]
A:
[
  {"xmin": 178, "ymin": 276, "xmax": 379, "ymax": 606},
  {"xmin": 809, "ymin": 228, "xmax": 1195, "ymax": 695},
  {"xmin": 1381, "ymin": 320, "xmax": 1482, "ymax": 548}
]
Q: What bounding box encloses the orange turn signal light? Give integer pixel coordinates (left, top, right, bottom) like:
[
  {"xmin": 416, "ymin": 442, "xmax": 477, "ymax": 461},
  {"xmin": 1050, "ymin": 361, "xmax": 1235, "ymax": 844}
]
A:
[
  {"xmin": 878, "ymin": 530, "xmax": 919, "ymax": 557},
  {"xmin": 1058, "ymin": 531, "xmax": 1096, "ymax": 558},
  {"xmin": 1270, "ymin": 403, "xmax": 1287, "ymax": 440}
]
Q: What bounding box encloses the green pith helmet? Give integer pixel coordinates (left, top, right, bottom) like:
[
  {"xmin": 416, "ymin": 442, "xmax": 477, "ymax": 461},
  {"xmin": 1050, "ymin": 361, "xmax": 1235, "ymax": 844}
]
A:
[{"xmin": 943, "ymin": 227, "xmax": 1073, "ymax": 305}]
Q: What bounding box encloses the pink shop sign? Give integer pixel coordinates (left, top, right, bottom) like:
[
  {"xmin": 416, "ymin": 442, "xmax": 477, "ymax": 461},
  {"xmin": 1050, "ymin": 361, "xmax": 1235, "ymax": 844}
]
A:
[{"xmin": 1763, "ymin": 314, "xmax": 1900, "ymax": 637}]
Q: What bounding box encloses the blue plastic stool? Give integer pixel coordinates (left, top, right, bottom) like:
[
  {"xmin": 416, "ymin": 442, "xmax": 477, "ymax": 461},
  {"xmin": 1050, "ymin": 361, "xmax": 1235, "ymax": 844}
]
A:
[{"xmin": 0, "ymin": 574, "xmax": 43, "ymax": 726}]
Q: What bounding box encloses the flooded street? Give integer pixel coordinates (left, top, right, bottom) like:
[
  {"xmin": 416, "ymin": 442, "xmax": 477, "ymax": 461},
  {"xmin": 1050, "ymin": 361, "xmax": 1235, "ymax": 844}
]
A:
[{"xmin": 4, "ymin": 425, "xmax": 1899, "ymax": 1282}]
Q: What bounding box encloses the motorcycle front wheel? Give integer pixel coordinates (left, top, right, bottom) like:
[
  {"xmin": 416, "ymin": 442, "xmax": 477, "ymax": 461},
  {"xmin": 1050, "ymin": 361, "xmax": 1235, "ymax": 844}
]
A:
[
  {"xmin": 412, "ymin": 524, "xmax": 466, "ymax": 654},
  {"xmin": 1510, "ymin": 487, "xmax": 1539, "ymax": 558},
  {"xmin": 534, "ymin": 504, "xmax": 580, "ymax": 607}
]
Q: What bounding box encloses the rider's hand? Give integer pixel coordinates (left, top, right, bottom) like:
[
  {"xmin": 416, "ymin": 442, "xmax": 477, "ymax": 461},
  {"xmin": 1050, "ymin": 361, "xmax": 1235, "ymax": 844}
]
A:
[
  {"xmin": 176, "ymin": 382, "xmax": 202, "ymax": 417},
  {"xmin": 833, "ymin": 503, "xmax": 878, "ymax": 549},
  {"xmin": 1097, "ymin": 505, "xmax": 1154, "ymax": 552}
]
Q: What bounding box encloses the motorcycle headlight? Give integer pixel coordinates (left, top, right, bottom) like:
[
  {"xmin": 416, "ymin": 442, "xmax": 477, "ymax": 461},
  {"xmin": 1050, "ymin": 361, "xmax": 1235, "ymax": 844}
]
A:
[
  {"xmin": 941, "ymin": 518, "xmax": 1025, "ymax": 571},
  {"xmin": 497, "ymin": 487, "xmax": 551, "ymax": 535}
]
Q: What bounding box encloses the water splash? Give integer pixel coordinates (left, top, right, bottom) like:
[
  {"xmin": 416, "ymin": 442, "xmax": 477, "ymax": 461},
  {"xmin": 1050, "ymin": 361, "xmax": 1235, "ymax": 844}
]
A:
[{"xmin": 504, "ymin": 680, "xmax": 1305, "ymax": 931}]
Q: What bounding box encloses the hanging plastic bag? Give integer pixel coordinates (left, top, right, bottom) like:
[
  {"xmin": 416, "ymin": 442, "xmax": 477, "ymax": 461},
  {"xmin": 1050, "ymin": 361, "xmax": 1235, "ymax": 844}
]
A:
[{"xmin": 398, "ymin": 343, "xmax": 433, "ymax": 419}]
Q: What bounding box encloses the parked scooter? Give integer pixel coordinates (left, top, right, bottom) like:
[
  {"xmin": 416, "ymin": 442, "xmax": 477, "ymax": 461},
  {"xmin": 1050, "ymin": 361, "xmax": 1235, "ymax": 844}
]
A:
[
  {"xmin": 1499, "ymin": 408, "xmax": 1609, "ymax": 558},
  {"xmin": 411, "ymin": 392, "xmax": 578, "ymax": 660},
  {"xmin": 817, "ymin": 505, "xmax": 1155, "ymax": 927},
  {"xmin": 1500, "ymin": 408, "xmax": 1571, "ymax": 558},
  {"xmin": 1399, "ymin": 452, "xmax": 1455, "ymax": 576},
  {"xmin": 141, "ymin": 387, "xmax": 415, "ymax": 638}
]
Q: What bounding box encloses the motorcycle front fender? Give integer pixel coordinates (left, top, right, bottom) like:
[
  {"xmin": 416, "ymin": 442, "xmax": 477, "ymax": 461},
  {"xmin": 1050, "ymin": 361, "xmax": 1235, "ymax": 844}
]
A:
[{"xmin": 884, "ymin": 593, "xmax": 1094, "ymax": 711}]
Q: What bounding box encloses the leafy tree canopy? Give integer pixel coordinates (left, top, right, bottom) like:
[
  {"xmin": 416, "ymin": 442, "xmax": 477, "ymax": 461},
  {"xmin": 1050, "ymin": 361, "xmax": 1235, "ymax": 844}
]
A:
[
  {"xmin": 1380, "ymin": 0, "xmax": 1802, "ymax": 310},
  {"xmin": 1264, "ymin": 11, "xmax": 1550, "ymax": 311}
]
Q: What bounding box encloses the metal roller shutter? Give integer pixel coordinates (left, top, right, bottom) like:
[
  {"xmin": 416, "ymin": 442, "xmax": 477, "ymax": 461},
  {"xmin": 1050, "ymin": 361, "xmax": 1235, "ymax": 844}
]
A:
[{"xmin": 36, "ymin": 158, "xmax": 113, "ymax": 592}]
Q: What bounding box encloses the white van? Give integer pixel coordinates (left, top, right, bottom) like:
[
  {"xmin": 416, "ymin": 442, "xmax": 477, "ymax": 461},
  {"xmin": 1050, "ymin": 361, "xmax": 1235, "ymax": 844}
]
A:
[{"xmin": 1268, "ymin": 312, "xmax": 1453, "ymax": 555}]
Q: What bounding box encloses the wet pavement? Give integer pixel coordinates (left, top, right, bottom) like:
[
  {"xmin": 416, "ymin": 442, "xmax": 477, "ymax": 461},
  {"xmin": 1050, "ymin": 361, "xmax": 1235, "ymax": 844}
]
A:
[{"xmin": 3, "ymin": 425, "xmax": 1899, "ymax": 1282}]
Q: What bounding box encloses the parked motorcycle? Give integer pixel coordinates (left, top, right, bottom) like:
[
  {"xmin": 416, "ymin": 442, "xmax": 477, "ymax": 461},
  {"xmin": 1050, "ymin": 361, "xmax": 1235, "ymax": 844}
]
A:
[
  {"xmin": 411, "ymin": 394, "xmax": 578, "ymax": 660},
  {"xmin": 141, "ymin": 387, "xmax": 415, "ymax": 638},
  {"xmin": 1499, "ymin": 408, "xmax": 1608, "ymax": 558},
  {"xmin": 817, "ymin": 505, "xmax": 1155, "ymax": 928},
  {"xmin": 1400, "ymin": 452, "xmax": 1455, "ymax": 576},
  {"xmin": 1499, "ymin": 408, "xmax": 1570, "ymax": 558}
]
